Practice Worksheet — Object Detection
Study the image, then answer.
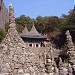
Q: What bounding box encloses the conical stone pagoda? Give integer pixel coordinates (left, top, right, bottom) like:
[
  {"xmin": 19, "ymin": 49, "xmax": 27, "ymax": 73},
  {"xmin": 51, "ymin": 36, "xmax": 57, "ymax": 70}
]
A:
[
  {"xmin": 0, "ymin": 4, "xmax": 46, "ymax": 75},
  {"xmin": 66, "ymin": 30, "xmax": 75, "ymax": 74}
]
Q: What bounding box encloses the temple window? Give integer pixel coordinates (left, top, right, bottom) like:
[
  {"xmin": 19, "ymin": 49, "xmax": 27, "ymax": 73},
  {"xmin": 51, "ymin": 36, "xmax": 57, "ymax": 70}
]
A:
[
  {"xmin": 29, "ymin": 44, "xmax": 32, "ymax": 47},
  {"xmin": 36, "ymin": 44, "xmax": 38, "ymax": 47}
]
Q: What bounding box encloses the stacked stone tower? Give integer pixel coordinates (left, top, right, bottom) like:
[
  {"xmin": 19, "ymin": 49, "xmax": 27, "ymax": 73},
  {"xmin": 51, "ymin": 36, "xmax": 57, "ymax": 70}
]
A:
[
  {"xmin": 9, "ymin": 3, "xmax": 15, "ymax": 24},
  {"xmin": 66, "ymin": 30, "xmax": 75, "ymax": 75},
  {"xmin": 0, "ymin": 4, "xmax": 47, "ymax": 75}
]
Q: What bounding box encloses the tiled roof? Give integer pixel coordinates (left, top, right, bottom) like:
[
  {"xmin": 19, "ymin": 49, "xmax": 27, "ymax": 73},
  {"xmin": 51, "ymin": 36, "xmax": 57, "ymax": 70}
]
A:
[
  {"xmin": 29, "ymin": 23, "xmax": 41, "ymax": 36},
  {"xmin": 20, "ymin": 23, "xmax": 47, "ymax": 39}
]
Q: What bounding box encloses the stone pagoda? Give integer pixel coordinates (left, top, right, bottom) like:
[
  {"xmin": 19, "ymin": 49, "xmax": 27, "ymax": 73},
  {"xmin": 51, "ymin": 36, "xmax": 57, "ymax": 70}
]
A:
[
  {"xmin": 66, "ymin": 30, "xmax": 75, "ymax": 75},
  {"xmin": 0, "ymin": 3, "xmax": 47, "ymax": 75}
]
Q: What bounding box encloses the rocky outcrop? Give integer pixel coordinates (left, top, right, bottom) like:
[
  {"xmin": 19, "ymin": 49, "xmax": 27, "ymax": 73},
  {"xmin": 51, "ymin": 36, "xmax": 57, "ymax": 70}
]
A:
[{"xmin": 0, "ymin": 0, "xmax": 9, "ymax": 30}]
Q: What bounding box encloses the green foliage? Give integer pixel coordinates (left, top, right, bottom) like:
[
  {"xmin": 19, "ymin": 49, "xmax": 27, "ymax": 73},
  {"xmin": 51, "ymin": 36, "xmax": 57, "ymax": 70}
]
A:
[
  {"xmin": 15, "ymin": 15, "xmax": 34, "ymax": 30},
  {"xmin": 0, "ymin": 28, "xmax": 6, "ymax": 42},
  {"xmin": 5, "ymin": 23, "xmax": 10, "ymax": 32},
  {"xmin": 15, "ymin": 15, "xmax": 60, "ymax": 34},
  {"xmin": 59, "ymin": 10, "xmax": 75, "ymax": 31},
  {"xmin": 15, "ymin": 9, "xmax": 75, "ymax": 48},
  {"xmin": 35, "ymin": 16, "xmax": 60, "ymax": 34},
  {"xmin": 16, "ymin": 24, "xmax": 24, "ymax": 33},
  {"xmin": 45, "ymin": 16, "xmax": 60, "ymax": 33},
  {"xmin": 35, "ymin": 16, "xmax": 46, "ymax": 33}
]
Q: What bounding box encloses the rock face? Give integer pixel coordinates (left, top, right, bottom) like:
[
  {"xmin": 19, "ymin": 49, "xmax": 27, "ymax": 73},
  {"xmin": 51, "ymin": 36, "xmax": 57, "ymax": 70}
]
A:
[
  {"xmin": 0, "ymin": 0, "xmax": 9, "ymax": 30},
  {"xmin": 0, "ymin": 4, "xmax": 46, "ymax": 75}
]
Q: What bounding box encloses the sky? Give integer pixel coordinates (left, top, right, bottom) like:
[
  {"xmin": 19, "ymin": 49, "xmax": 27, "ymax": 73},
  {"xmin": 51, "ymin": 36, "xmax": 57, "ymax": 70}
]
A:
[{"xmin": 4, "ymin": 0, "xmax": 74, "ymax": 18}]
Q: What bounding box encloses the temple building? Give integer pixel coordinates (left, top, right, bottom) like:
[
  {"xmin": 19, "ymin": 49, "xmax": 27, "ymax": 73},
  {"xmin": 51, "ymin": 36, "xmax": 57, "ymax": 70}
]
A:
[{"xmin": 20, "ymin": 24, "xmax": 49, "ymax": 47}]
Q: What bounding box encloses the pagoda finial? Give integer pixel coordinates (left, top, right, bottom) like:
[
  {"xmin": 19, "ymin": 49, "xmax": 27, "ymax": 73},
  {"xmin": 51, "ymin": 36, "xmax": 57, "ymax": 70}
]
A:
[
  {"xmin": 9, "ymin": 3, "xmax": 13, "ymax": 8},
  {"xmin": 9, "ymin": 3, "xmax": 16, "ymax": 27}
]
